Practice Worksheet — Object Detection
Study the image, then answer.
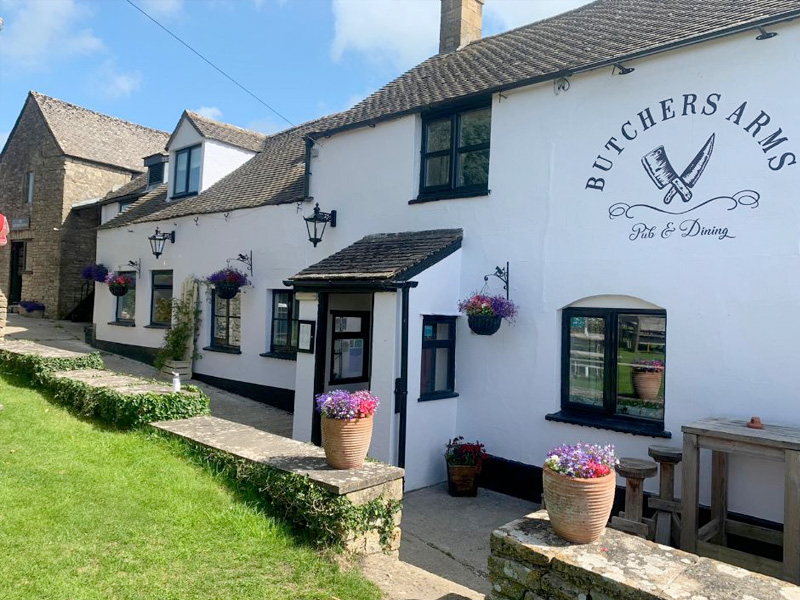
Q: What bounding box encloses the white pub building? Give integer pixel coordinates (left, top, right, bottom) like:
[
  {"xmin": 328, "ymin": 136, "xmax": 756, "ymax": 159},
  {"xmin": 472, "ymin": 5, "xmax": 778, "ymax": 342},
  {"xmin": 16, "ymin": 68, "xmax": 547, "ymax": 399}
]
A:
[{"xmin": 94, "ymin": 0, "xmax": 800, "ymax": 528}]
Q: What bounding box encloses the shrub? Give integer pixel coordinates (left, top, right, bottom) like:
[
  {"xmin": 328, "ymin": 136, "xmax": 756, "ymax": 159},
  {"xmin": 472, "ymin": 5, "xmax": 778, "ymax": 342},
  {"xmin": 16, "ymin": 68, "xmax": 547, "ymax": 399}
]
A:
[{"xmin": 154, "ymin": 296, "xmax": 200, "ymax": 369}]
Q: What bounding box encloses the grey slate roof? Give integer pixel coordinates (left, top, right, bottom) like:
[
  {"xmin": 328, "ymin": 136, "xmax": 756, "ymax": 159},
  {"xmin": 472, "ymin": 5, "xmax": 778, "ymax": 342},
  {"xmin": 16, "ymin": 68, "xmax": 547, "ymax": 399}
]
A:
[
  {"xmin": 288, "ymin": 229, "xmax": 463, "ymax": 283},
  {"xmin": 168, "ymin": 111, "xmax": 267, "ymax": 153},
  {"xmin": 313, "ymin": 0, "xmax": 800, "ymax": 136},
  {"xmin": 99, "ymin": 174, "xmax": 148, "ymax": 205},
  {"xmin": 104, "ymin": 0, "xmax": 800, "ymax": 225},
  {"xmin": 98, "ymin": 184, "xmax": 169, "ymax": 230},
  {"xmin": 31, "ymin": 92, "xmax": 169, "ymax": 172}
]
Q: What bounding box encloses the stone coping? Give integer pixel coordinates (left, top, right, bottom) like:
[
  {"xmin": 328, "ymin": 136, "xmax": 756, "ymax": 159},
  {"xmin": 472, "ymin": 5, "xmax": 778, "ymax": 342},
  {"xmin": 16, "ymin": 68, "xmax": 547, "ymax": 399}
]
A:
[
  {"xmin": 49, "ymin": 369, "xmax": 174, "ymax": 395},
  {"xmin": 490, "ymin": 510, "xmax": 800, "ymax": 600},
  {"xmin": 0, "ymin": 340, "xmax": 91, "ymax": 359},
  {"xmin": 151, "ymin": 415, "xmax": 404, "ymax": 496}
]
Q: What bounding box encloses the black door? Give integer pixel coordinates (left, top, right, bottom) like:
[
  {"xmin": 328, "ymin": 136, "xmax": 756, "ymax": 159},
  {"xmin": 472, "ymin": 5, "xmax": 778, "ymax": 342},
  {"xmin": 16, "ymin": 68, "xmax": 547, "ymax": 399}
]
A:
[{"xmin": 9, "ymin": 241, "xmax": 24, "ymax": 304}]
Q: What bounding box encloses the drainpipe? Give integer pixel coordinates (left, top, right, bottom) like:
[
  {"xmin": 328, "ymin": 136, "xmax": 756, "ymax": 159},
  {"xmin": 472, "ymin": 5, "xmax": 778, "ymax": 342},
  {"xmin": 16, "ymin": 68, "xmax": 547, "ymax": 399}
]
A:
[
  {"xmin": 395, "ymin": 284, "xmax": 411, "ymax": 468},
  {"xmin": 303, "ymin": 136, "xmax": 314, "ymax": 200}
]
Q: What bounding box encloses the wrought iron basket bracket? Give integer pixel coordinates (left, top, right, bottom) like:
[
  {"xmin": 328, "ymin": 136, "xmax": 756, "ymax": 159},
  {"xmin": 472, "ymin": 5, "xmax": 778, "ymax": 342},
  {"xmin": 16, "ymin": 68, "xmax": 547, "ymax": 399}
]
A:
[
  {"xmin": 125, "ymin": 259, "xmax": 141, "ymax": 278},
  {"xmin": 483, "ymin": 261, "xmax": 510, "ymax": 300},
  {"xmin": 226, "ymin": 250, "xmax": 254, "ymax": 276}
]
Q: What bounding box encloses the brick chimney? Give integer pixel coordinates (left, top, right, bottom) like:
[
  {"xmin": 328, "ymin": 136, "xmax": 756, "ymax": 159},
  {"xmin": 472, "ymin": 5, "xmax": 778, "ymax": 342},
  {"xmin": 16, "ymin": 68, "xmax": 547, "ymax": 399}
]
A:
[{"xmin": 439, "ymin": 0, "xmax": 484, "ymax": 54}]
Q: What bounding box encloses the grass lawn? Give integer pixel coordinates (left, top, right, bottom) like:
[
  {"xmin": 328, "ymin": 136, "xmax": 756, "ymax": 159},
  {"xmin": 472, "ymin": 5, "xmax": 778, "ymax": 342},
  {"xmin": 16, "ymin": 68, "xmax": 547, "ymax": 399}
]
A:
[{"xmin": 0, "ymin": 374, "xmax": 381, "ymax": 600}]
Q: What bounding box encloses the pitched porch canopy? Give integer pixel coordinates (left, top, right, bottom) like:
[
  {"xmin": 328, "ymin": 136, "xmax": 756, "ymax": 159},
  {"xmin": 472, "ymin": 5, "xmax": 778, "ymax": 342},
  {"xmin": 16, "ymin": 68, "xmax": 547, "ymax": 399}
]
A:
[{"xmin": 285, "ymin": 228, "xmax": 463, "ymax": 290}]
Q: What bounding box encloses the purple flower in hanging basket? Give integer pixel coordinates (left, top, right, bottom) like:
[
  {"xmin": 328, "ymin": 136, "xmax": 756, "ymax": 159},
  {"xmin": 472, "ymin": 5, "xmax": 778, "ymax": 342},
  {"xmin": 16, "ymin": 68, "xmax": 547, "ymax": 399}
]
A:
[
  {"xmin": 458, "ymin": 292, "xmax": 517, "ymax": 322},
  {"xmin": 206, "ymin": 267, "xmax": 250, "ymax": 288},
  {"xmin": 82, "ymin": 263, "xmax": 109, "ymax": 283}
]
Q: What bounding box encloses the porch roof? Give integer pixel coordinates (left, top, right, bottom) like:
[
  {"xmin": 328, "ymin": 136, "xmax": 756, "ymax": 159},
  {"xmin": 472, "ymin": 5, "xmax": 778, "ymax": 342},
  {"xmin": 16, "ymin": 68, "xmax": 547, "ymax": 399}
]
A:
[{"xmin": 286, "ymin": 229, "xmax": 463, "ymax": 288}]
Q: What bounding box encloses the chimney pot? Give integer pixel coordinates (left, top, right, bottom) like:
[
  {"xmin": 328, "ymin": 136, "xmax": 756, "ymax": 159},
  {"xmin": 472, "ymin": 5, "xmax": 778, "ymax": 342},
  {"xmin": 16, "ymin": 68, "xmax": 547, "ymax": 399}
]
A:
[{"xmin": 439, "ymin": 0, "xmax": 484, "ymax": 54}]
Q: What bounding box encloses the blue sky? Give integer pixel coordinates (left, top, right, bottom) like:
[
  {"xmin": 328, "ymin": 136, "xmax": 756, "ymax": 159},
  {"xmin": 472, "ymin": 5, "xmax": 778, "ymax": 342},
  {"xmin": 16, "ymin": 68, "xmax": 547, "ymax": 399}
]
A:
[{"xmin": 0, "ymin": 0, "xmax": 590, "ymax": 145}]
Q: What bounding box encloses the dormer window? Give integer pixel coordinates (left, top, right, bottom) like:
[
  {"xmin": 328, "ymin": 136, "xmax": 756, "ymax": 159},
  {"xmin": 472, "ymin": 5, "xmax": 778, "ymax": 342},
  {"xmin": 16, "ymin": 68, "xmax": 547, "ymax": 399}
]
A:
[
  {"xmin": 148, "ymin": 162, "xmax": 164, "ymax": 187},
  {"xmin": 173, "ymin": 145, "xmax": 201, "ymax": 198}
]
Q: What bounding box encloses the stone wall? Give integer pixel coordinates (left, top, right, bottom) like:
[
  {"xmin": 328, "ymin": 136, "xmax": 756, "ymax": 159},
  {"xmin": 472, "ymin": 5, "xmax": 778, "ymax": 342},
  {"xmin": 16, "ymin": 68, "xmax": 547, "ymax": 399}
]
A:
[
  {"xmin": 489, "ymin": 510, "xmax": 800, "ymax": 600},
  {"xmin": 0, "ymin": 98, "xmax": 135, "ymax": 318}
]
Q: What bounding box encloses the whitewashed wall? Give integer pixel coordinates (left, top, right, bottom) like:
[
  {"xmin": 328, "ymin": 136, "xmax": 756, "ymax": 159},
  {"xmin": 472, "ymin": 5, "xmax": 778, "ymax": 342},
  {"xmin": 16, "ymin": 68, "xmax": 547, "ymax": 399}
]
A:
[{"xmin": 306, "ymin": 22, "xmax": 800, "ymax": 518}]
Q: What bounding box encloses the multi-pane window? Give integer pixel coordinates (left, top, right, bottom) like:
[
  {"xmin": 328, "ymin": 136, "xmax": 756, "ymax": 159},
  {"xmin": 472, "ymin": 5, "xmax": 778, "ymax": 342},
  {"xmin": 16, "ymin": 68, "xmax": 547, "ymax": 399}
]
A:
[
  {"xmin": 270, "ymin": 291, "xmax": 299, "ymax": 354},
  {"xmin": 420, "ymin": 105, "xmax": 490, "ymax": 197},
  {"xmin": 173, "ymin": 145, "xmax": 201, "ymax": 197},
  {"xmin": 23, "ymin": 172, "xmax": 34, "ymax": 203},
  {"xmin": 420, "ymin": 316, "xmax": 456, "ymax": 401},
  {"xmin": 211, "ymin": 291, "xmax": 241, "ymax": 350},
  {"xmin": 115, "ymin": 271, "xmax": 136, "ymax": 323},
  {"xmin": 562, "ymin": 308, "xmax": 666, "ymax": 424},
  {"xmin": 330, "ymin": 311, "xmax": 370, "ymax": 384},
  {"xmin": 150, "ymin": 270, "xmax": 173, "ymax": 326}
]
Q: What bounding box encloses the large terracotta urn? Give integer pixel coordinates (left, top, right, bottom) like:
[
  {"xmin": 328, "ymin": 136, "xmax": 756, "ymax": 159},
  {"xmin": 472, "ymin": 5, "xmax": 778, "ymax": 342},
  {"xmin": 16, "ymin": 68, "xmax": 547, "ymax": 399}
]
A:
[
  {"xmin": 321, "ymin": 414, "xmax": 373, "ymax": 469},
  {"xmin": 542, "ymin": 465, "xmax": 616, "ymax": 544}
]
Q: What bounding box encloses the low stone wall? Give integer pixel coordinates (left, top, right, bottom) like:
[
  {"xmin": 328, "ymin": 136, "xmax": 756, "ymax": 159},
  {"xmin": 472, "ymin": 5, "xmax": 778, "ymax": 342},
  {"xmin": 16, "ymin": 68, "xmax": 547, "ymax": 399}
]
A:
[
  {"xmin": 489, "ymin": 510, "xmax": 800, "ymax": 600},
  {"xmin": 152, "ymin": 416, "xmax": 404, "ymax": 554}
]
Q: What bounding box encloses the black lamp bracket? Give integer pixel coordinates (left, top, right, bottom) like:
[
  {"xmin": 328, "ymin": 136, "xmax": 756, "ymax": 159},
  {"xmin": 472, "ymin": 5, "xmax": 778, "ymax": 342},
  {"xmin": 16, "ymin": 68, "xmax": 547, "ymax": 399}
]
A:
[
  {"xmin": 226, "ymin": 251, "xmax": 253, "ymax": 276},
  {"xmin": 484, "ymin": 261, "xmax": 510, "ymax": 300},
  {"xmin": 125, "ymin": 259, "xmax": 141, "ymax": 278}
]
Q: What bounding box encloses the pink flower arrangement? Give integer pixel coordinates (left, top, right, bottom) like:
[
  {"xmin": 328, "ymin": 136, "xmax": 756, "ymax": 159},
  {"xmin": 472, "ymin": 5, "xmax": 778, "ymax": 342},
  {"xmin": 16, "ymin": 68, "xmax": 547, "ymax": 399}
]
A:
[
  {"xmin": 544, "ymin": 443, "xmax": 618, "ymax": 479},
  {"xmin": 458, "ymin": 293, "xmax": 517, "ymax": 321},
  {"xmin": 315, "ymin": 389, "xmax": 380, "ymax": 420},
  {"xmin": 105, "ymin": 273, "xmax": 134, "ymax": 288}
]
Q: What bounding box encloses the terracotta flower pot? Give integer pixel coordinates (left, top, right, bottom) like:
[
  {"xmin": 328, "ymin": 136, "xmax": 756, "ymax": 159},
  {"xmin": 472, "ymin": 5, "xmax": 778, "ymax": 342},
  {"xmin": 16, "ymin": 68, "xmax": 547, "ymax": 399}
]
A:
[
  {"xmin": 542, "ymin": 465, "xmax": 616, "ymax": 544},
  {"xmin": 633, "ymin": 370, "xmax": 663, "ymax": 401},
  {"xmin": 467, "ymin": 315, "xmax": 502, "ymax": 335},
  {"xmin": 447, "ymin": 464, "xmax": 479, "ymax": 497},
  {"xmin": 215, "ymin": 282, "xmax": 240, "ymax": 300},
  {"xmin": 109, "ymin": 284, "xmax": 128, "ymax": 297},
  {"xmin": 321, "ymin": 414, "xmax": 373, "ymax": 469}
]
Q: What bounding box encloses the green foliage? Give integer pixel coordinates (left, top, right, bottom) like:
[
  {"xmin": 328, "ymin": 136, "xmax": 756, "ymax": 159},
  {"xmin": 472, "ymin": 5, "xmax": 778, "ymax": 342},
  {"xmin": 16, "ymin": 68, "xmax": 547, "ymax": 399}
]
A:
[
  {"xmin": 161, "ymin": 433, "xmax": 402, "ymax": 550},
  {"xmin": 154, "ymin": 295, "xmax": 201, "ymax": 369},
  {"xmin": 0, "ymin": 350, "xmax": 209, "ymax": 428}
]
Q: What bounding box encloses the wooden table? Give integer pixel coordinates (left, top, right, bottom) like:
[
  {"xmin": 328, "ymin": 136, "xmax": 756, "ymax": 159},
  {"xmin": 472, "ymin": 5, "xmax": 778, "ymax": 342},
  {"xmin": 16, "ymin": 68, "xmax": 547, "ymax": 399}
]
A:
[{"xmin": 681, "ymin": 417, "xmax": 800, "ymax": 583}]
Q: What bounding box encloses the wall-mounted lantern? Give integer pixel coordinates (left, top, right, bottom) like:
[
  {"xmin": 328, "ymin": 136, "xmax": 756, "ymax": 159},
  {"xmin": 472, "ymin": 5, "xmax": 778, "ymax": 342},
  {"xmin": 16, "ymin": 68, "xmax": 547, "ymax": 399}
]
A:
[
  {"xmin": 303, "ymin": 203, "xmax": 336, "ymax": 247},
  {"xmin": 148, "ymin": 227, "xmax": 175, "ymax": 259}
]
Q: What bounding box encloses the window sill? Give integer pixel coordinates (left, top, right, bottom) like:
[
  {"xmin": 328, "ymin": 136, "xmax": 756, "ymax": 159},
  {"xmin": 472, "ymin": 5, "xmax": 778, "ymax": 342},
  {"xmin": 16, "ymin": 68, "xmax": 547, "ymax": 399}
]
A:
[
  {"xmin": 204, "ymin": 345, "xmax": 242, "ymax": 355},
  {"xmin": 108, "ymin": 321, "xmax": 135, "ymax": 327},
  {"xmin": 145, "ymin": 324, "xmax": 171, "ymax": 329},
  {"xmin": 260, "ymin": 351, "xmax": 297, "ymax": 361},
  {"xmin": 410, "ymin": 188, "xmax": 490, "ymax": 205},
  {"xmin": 545, "ymin": 410, "xmax": 672, "ymax": 438},
  {"xmin": 418, "ymin": 391, "xmax": 459, "ymax": 402}
]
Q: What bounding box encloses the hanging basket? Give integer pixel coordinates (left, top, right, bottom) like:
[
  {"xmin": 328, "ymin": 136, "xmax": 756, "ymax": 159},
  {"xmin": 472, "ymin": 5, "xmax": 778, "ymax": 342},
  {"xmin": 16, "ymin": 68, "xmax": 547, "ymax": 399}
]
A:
[
  {"xmin": 321, "ymin": 414, "xmax": 373, "ymax": 469},
  {"xmin": 542, "ymin": 466, "xmax": 616, "ymax": 544},
  {"xmin": 468, "ymin": 315, "xmax": 502, "ymax": 335},
  {"xmin": 215, "ymin": 282, "xmax": 240, "ymax": 300},
  {"xmin": 108, "ymin": 284, "xmax": 128, "ymax": 297}
]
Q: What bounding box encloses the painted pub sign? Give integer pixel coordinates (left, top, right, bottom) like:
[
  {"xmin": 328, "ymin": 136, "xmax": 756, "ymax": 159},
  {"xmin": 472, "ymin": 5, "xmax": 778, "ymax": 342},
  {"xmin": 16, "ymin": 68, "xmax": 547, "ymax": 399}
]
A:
[{"xmin": 584, "ymin": 93, "xmax": 796, "ymax": 241}]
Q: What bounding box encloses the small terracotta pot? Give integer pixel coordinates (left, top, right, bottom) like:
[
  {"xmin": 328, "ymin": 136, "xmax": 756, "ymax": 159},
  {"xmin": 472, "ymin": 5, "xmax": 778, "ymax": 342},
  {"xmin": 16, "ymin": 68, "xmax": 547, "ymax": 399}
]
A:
[
  {"xmin": 321, "ymin": 414, "xmax": 373, "ymax": 469},
  {"xmin": 542, "ymin": 465, "xmax": 616, "ymax": 544},
  {"xmin": 632, "ymin": 370, "xmax": 663, "ymax": 401},
  {"xmin": 447, "ymin": 464, "xmax": 480, "ymax": 497}
]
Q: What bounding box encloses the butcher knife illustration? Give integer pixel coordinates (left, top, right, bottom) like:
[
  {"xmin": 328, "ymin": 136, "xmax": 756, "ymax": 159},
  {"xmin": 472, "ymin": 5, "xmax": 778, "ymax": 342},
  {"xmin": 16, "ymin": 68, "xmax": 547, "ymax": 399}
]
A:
[
  {"xmin": 641, "ymin": 146, "xmax": 693, "ymax": 203},
  {"xmin": 661, "ymin": 134, "xmax": 715, "ymax": 205}
]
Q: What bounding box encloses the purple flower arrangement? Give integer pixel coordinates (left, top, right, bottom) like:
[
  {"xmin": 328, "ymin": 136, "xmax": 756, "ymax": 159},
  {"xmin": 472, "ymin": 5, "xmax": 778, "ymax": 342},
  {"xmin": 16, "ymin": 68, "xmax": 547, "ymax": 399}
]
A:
[
  {"xmin": 458, "ymin": 293, "xmax": 517, "ymax": 321},
  {"xmin": 81, "ymin": 263, "xmax": 109, "ymax": 283},
  {"xmin": 315, "ymin": 389, "xmax": 380, "ymax": 420},
  {"xmin": 206, "ymin": 267, "xmax": 250, "ymax": 288},
  {"xmin": 632, "ymin": 359, "xmax": 665, "ymax": 372},
  {"xmin": 544, "ymin": 442, "xmax": 619, "ymax": 479},
  {"xmin": 19, "ymin": 300, "xmax": 45, "ymax": 312}
]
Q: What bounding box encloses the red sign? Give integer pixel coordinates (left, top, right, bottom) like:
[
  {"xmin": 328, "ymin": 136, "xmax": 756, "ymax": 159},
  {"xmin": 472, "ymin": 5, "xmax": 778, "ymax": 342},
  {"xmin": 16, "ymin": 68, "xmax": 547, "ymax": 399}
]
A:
[{"xmin": 0, "ymin": 214, "xmax": 8, "ymax": 246}]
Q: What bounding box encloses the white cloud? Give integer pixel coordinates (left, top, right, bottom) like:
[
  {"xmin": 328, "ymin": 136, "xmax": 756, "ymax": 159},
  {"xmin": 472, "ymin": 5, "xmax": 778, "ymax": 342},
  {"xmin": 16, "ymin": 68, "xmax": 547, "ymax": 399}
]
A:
[
  {"xmin": 329, "ymin": 0, "xmax": 592, "ymax": 72},
  {"xmin": 93, "ymin": 61, "xmax": 143, "ymax": 100},
  {"xmin": 0, "ymin": 0, "xmax": 104, "ymax": 69},
  {"xmin": 330, "ymin": 0, "xmax": 439, "ymax": 71},
  {"xmin": 138, "ymin": 0, "xmax": 183, "ymax": 18},
  {"xmin": 193, "ymin": 106, "xmax": 224, "ymax": 120},
  {"xmin": 246, "ymin": 118, "xmax": 282, "ymax": 135}
]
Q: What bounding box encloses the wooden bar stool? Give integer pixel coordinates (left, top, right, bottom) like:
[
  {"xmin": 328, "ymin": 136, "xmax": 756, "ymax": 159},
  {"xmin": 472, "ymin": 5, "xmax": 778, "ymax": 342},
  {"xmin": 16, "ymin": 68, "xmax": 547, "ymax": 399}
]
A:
[
  {"xmin": 647, "ymin": 445, "xmax": 683, "ymax": 545},
  {"xmin": 611, "ymin": 457, "xmax": 658, "ymax": 538}
]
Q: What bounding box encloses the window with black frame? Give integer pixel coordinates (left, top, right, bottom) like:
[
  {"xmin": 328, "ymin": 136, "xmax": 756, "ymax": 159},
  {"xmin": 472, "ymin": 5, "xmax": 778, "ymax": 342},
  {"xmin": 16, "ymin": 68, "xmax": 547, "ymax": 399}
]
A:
[
  {"xmin": 330, "ymin": 311, "xmax": 370, "ymax": 384},
  {"xmin": 419, "ymin": 316, "xmax": 457, "ymax": 401},
  {"xmin": 560, "ymin": 307, "xmax": 666, "ymax": 432},
  {"xmin": 172, "ymin": 145, "xmax": 201, "ymax": 198},
  {"xmin": 115, "ymin": 271, "xmax": 136, "ymax": 323},
  {"xmin": 210, "ymin": 290, "xmax": 241, "ymax": 351},
  {"xmin": 418, "ymin": 104, "xmax": 491, "ymax": 201},
  {"xmin": 270, "ymin": 291, "xmax": 299, "ymax": 355},
  {"xmin": 150, "ymin": 270, "xmax": 173, "ymax": 326}
]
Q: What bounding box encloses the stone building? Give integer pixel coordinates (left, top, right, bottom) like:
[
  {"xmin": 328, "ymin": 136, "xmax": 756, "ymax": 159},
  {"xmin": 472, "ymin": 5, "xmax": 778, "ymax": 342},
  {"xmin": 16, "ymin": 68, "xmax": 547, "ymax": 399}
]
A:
[{"xmin": 0, "ymin": 92, "xmax": 168, "ymax": 318}]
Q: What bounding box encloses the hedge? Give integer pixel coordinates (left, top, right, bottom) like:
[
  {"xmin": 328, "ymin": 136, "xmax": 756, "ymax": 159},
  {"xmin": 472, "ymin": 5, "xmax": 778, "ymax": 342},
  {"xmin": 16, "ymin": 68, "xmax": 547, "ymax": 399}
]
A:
[
  {"xmin": 156, "ymin": 432, "xmax": 401, "ymax": 550},
  {"xmin": 0, "ymin": 350, "xmax": 210, "ymax": 427}
]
